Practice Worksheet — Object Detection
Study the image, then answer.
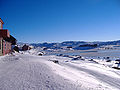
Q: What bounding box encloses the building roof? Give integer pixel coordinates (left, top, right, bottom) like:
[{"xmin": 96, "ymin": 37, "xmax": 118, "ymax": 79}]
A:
[
  {"xmin": 0, "ymin": 29, "xmax": 10, "ymax": 38},
  {"xmin": 0, "ymin": 18, "xmax": 4, "ymax": 24},
  {"xmin": 2, "ymin": 35, "xmax": 16, "ymax": 45}
]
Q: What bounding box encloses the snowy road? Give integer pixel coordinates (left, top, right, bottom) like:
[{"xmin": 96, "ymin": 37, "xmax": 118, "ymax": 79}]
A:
[
  {"xmin": 0, "ymin": 54, "xmax": 83, "ymax": 90},
  {"xmin": 0, "ymin": 54, "xmax": 119, "ymax": 90}
]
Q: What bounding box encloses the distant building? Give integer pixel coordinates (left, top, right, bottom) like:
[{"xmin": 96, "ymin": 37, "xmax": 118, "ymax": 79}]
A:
[
  {"xmin": 0, "ymin": 18, "xmax": 16, "ymax": 56},
  {"xmin": 22, "ymin": 44, "xmax": 31, "ymax": 51}
]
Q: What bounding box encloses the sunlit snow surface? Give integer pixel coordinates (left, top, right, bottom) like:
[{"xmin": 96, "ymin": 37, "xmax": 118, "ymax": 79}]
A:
[{"xmin": 0, "ymin": 50, "xmax": 120, "ymax": 90}]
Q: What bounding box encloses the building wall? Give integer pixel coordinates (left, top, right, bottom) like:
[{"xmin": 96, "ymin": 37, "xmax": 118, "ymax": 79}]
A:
[
  {"xmin": 0, "ymin": 22, "xmax": 2, "ymax": 29},
  {"xmin": 2, "ymin": 41, "xmax": 11, "ymax": 55},
  {"xmin": 6, "ymin": 42, "xmax": 11, "ymax": 54},
  {"xmin": 0, "ymin": 38, "xmax": 3, "ymax": 56},
  {"xmin": 0, "ymin": 22, "xmax": 3, "ymax": 29}
]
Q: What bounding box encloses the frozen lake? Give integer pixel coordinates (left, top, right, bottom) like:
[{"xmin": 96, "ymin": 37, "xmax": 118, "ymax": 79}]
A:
[{"xmin": 48, "ymin": 49, "xmax": 120, "ymax": 59}]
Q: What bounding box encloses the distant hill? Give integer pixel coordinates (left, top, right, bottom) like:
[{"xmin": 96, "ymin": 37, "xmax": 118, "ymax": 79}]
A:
[
  {"xmin": 31, "ymin": 40, "xmax": 120, "ymax": 46},
  {"xmin": 18, "ymin": 40, "xmax": 120, "ymax": 50},
  {"xmin": 29, "ymin": 40, "xmax": 120, "ymax": 49}
]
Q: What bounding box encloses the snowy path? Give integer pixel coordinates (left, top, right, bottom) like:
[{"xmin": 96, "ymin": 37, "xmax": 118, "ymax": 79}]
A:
[
  {"xmin": 62, "ymin": 63, "xmax": 120, "ymax": 90},
  {"xmin": 0, "ymin": 54, "xmax": 83, "ymax": 90}
]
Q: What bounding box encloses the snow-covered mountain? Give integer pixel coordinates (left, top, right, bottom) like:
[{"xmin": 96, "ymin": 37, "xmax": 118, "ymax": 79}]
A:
[
  {"xmin": 17, "ymin": 40, "xmax": 120, "ymax": 51},
  {"xmin": 29, "ymin": 40, "xmax": 120, "ymax": 50}
]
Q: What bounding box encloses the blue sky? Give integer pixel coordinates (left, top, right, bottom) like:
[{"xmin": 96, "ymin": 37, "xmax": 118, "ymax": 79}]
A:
[{"xmin": 0, "ymin": 0, "xmax": 120, "ymax": 43}]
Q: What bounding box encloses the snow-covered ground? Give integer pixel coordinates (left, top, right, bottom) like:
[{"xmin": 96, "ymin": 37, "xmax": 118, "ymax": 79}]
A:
[{"xmin": 0, "ymin": 51, "xmax": 120, "ymax": 90}]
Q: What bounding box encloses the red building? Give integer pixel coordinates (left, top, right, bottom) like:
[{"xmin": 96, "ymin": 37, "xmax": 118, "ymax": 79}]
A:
[{"xmin": 0, "ymin": 18, "xmax": 16, "ymax": 56}]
